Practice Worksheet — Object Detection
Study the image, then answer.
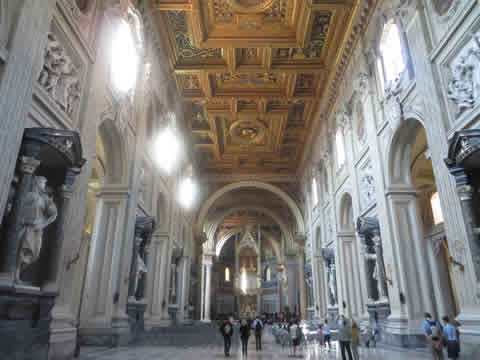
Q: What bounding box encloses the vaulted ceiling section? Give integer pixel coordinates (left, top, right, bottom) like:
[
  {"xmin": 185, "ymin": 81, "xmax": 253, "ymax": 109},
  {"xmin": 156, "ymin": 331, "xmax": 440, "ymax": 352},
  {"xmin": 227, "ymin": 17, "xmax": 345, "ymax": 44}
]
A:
[{"xmin": 151, "ymin": 0, "xmax": 371, "ymax": 180}]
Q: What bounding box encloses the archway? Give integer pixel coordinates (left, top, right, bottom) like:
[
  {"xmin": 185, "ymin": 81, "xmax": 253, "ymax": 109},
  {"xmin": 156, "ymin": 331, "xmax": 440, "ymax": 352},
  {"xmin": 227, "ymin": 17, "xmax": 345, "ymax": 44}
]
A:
[
  {"xmin": 195, "ymin": 181, "xmax": 305, "ymax": 246},
  {"xmin": 387, "ymin": 118, "xmax": 458, "ymax": 329},
  {"xmin": 78, "ymin": 118, "xmax": 130, "ymax": 344}
]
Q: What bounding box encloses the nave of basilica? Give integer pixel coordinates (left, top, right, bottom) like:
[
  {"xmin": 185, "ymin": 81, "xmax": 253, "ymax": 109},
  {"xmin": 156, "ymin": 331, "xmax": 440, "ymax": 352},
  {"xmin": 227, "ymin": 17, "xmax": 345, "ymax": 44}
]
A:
[{"xmin": 1, "ymin": 0, "xmax": 480, "ymax": 359}]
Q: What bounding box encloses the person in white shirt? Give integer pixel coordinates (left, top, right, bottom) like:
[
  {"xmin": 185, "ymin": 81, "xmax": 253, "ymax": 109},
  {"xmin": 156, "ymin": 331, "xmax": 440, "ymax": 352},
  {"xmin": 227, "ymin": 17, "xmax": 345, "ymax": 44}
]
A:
[{"xmin": 323, "ymin": 319, "xmax": 331, "ymax": 351}]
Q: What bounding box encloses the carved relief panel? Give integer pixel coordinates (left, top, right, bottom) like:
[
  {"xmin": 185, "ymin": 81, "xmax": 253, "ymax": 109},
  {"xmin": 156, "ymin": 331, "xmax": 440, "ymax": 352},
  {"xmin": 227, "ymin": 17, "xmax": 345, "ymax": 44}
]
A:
[
  {"xmin": 35, "ymin": 21, "xmax": 87, "ymax": 127},
  {"xmin": 443, "ymin": 30, "xmax": 480, "ymax": 123},
  {"xmin": 357, "ymin": 158, "xmax": 376, "ymax": 211}
]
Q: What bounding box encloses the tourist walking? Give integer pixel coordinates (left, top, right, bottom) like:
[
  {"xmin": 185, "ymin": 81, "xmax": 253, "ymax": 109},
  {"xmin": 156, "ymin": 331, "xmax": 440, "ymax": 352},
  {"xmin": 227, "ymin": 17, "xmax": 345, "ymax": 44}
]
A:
[
  {"xmin": 252, "ymin": 316, "xmax": 263, "ymax": 351},
  {"xmin": 220, "ymin": 318, "xmax": 234, "ymax": 357},
  {"xmin": 239, "ymin": 319, "xmax": 250, "ymax": 356},
  {"xmin": 423, "ymin": 313, "xmax": 443, "ymax": 360},
  {"xmin": 351, "ymin": 320, "xmax": 360, "ymax": 360},
  {"xmin": 337, "ymin": 314, "xmax": 353, "ymax": 360},
  {"xmin": 288, "ymin": 320, "xmax": 302, "ymax": 357},
  {"xmin": 323, "ymin": 319, "xmax": 331, "ymax": 351},
  {"xmin": 442, "ymin": 316, "xmax": 460, "ymax": 359}
]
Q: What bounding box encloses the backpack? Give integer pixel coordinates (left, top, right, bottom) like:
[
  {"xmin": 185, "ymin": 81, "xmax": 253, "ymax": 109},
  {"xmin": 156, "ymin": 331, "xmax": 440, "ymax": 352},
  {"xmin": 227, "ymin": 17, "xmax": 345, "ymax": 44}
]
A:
[
  {"xmin": 429, "ymin": 320, "xmax": 440, "ymax": 339},
  {"xmin": 224, "ymin": 323, "xmax": 232, "ymax": 335},
  {"xmin": 255, "ymin": 321, "xmax": 262, "ymax": 333}
]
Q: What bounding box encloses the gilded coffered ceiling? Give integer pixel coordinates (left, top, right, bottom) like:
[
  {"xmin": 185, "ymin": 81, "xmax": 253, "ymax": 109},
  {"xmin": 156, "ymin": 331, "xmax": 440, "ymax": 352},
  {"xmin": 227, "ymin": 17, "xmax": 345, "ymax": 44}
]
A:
[{"xmin": 151, "ymin": 0, "xmax": 369, "ymax": 180}]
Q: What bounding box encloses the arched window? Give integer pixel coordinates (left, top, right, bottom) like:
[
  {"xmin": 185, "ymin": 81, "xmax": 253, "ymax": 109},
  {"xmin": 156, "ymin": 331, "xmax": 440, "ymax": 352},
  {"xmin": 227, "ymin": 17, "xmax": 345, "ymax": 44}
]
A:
[
  {"xmin": 241, "ymin": 268, "xmax": 247, "ymax": 293},
  {"xmin": 111, "ymin": 16, "xmax": 139, "ymax": 93},
  {"xmin": 430, "ymin": 192, "xmax": 444, "ymax": 225},
  {"xmin": 378, "ymin": 20, "xmax": 407, "ymax": 89},
  {"xmin": 225, "ymin": 267, "xmax": 230, "ymax": 282},
  {"xmin": 264, "ymin": 266, "xmax": 271, "ymax": 282},
  {"xmin": 312, "ymin": 178, "xmax": 319, "ymax": 206},
  {"xmin": 336, "ymin": 128, "xmax": 345, "ymax": 168}
]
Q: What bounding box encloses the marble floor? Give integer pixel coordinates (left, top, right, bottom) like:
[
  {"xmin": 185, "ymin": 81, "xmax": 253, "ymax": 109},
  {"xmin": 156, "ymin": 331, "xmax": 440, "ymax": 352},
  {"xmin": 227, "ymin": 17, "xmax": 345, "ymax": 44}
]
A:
[{"xmin": 78, "ymin": 328, "xmax": 434, "ymax": 360}]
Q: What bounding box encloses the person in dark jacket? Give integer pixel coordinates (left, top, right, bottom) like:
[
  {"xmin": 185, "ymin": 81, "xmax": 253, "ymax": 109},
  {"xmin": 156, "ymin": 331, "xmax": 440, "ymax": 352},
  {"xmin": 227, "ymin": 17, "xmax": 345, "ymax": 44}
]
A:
[
  {"xmin": 239, "ymin": 319, "xmax": 250, "ymax": 356},
  {"xmin": 252, "ymin": 316, "xmax": 264, "ymax": 351},
  {"xmin": 220, "ymin": 319, "xmax": 234, "ymax": 357}
]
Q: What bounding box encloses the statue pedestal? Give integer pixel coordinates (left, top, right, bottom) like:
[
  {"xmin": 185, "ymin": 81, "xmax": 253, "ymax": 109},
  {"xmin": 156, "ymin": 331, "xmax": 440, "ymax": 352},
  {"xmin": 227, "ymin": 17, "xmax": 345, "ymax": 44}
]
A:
[
  {"xmin": 367, "ymin": 301, "xmax": 391, "ymax": 344},
  {"xmin": 327, "ymin": 306, "xmax": 339, "ymax": 329},
  {"xmin": 0, "ymin": 285, "xmax": 55, "ymax": 360},
  {"xmin": 127, "ymin": 299, "xmax": 147, "ymax": 343}
]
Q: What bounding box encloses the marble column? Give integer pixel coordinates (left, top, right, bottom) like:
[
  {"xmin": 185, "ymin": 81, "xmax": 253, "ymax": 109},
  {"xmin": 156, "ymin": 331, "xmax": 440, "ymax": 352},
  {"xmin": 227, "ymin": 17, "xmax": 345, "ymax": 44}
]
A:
[
  {"xmin": 203, "ymin": 258, "xmax": 213, "ymax": 322},
  {"xmin": 144, "ymin": 232, "xmax": 170, "ymax": 329},
  {"xmin": 43, "ymin": 167, "xmax": 83, "ymax": 293},
  {"xmin": 0, "ymin": 0, "xmax": 57, "ymax": 222},
  {"xmin": 297, "ymin": 252, "xmax": 307, "ymax": 319},
  {"xmin": 79, "ymin": 185, "xmax": 130, "ymax": 346}
]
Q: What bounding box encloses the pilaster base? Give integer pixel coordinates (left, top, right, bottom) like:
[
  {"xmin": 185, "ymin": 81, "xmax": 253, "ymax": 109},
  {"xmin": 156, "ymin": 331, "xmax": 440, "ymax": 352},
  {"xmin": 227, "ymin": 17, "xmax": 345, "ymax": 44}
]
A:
[
  {"xmin": 48, "ymin": 305, "xmax": 77, "ymax": 360},
  {"xmin": 382, "ymin": 311, "xmax": 425, "ymax": 348},
  {"xmin": 455, "ymin": 308, "xmax": 480, "ymax": 358},
  {"xmin": 327, "ymin": 306, "xmax": 339, "ymax": 329},
  {"xmin": 79, "ymin": 317, "xmax": 131, "ymax": 347},
  {"xmin": 127, "ymin": 300, "xmax": 147, "ymax": 343},
  {"xmin": 0, "ymin": 286, "xmax": 55, "ymax": 360}
]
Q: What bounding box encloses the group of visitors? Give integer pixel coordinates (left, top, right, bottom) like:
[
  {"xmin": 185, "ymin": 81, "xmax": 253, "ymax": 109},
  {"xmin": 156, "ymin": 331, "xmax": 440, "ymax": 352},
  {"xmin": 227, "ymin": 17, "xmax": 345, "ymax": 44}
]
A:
[
  {"xmin": 219, "ymin": 316, "xmax": 264, "ymax": 357},
  {"xmin": 423, "ymin": 313, "xmax": 460, "ymax": 360}
]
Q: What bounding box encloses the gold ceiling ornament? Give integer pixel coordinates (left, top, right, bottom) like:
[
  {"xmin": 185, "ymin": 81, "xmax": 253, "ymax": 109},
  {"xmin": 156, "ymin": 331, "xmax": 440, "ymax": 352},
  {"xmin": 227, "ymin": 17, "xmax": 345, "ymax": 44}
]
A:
[
  {"xmin": 226, "ymin": 0, "xmax": 276, "ymax": 13},
  {"xmin": 229, "ymin": 118, "xmax": 267, "ymax": 145}
]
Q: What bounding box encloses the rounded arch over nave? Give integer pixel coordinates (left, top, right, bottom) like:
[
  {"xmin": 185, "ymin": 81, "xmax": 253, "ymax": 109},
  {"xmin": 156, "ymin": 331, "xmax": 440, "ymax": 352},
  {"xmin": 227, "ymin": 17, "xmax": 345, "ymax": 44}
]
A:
[
  {"xmin": 208, "ymin": 205, "xmax": 293, "ymax": 252},
  {"xmin": 195, "ymin": 181, "xmax": 305, "ymax": 242}
]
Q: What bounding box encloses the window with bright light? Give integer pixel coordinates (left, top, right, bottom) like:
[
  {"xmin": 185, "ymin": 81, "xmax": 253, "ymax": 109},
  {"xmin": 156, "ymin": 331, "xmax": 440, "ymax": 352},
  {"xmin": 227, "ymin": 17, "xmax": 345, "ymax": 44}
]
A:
[
  {"xmin": 379, "ymin": 21, "xmax": 406, "ymax": 86},
  {"xmin": 154, "ymin": 127, "xmax": 181, "ymax": 173},
  {"xmin": 430, "ymin": 192, "xmax": 444, "ymax": 225},
  {"xmin": 336, "ymin": 128, "xmax": 345, "ymax": 168},
  {"xmin": 241, "ymin": 268, "xmax": 248, "ymax": 294},
  {"xmin": 225, "ymin": 267, "xmax": 230, "ymax": 282},
  {"xmin": 312, "ymin": 178, "xmax": 319, "ymax": 206},
  {"xmin": 111, "ymin": 19, "xmax": 138, "ymax": 93},
  {"xmin": 178, "ymin": 176, "xmax": 197, "ymax": 209},
  {"xmin": 265, "ymin": 267, "xmax": 271, "ymax": 282}
]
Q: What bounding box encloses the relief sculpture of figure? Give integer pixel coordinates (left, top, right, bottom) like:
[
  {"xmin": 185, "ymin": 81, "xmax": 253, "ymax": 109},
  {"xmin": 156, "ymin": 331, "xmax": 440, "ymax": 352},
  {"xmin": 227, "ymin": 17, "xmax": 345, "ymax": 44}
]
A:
[{"xmin": 16, "ymin": 176, "xmax": 57, "ymax": 282}]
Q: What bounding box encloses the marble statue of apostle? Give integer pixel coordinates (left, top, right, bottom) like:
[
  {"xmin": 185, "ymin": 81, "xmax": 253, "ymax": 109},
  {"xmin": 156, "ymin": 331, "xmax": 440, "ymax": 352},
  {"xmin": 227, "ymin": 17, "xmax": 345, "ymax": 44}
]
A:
[
  {"xmin": 134, "ymin": 252, "xmax": 147, "ymax": 297},
  {"xmin": 16, "ymin": 176, "xmax": 57, "ymax": 282}
]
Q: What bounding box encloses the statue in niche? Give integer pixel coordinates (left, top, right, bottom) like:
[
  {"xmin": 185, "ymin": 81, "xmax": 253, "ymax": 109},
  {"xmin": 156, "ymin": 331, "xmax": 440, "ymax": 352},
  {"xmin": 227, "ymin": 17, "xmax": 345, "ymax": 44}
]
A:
[
  {"xmin": 133, "ymin": 251, "xmax": 147, "ymax": 297},
  {"xmin": 328, "ymin": 264, "xmax": 337, "ymax": 306},
  {"xmin": 16, "ymin": 176, "xmax": 58, "ymax": 282}
]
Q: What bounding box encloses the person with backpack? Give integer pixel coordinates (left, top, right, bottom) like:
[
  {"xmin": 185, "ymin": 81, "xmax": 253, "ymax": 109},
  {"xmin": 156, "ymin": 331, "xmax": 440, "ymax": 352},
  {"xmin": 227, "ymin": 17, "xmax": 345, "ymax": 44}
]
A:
[
  {"xmin": 442, "ymin": 315, "xmax": 460, "ymax": 359},
  {"xmin": 252, "ymin": 316, "xmax": 263, "ymax": 351},
  {"xmin": 423, "ymin": 312, "xmax": 443, "ymax": 360},
  {"xmin": 220, "ymin": 318, "xmax": 234, "ymax": 357},
  {"xmin": 239, "ymin": 319, "xmax": 250, "ymax": 356},
  {"xmin": 337, "ymin": 314, "xmax": 353, "ymax": 360}
]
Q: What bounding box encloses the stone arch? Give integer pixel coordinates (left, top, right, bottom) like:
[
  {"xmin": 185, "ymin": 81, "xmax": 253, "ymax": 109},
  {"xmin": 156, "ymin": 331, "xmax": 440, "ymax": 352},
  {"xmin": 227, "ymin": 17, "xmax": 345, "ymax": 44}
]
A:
[
  {"xmin": 195, "ymin": 181, "xmax": 305, "ymax": 239},
  {"xmin": 387, "ymin": 117, "xmax": 425, "ymax": 187},
  {"xmin": 98, "ymin": 117, "xmax": 127, "ymax": 184},
  {"xmin": 207, "ymin": 205, "xmax": 293, "ymax": 251}
]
